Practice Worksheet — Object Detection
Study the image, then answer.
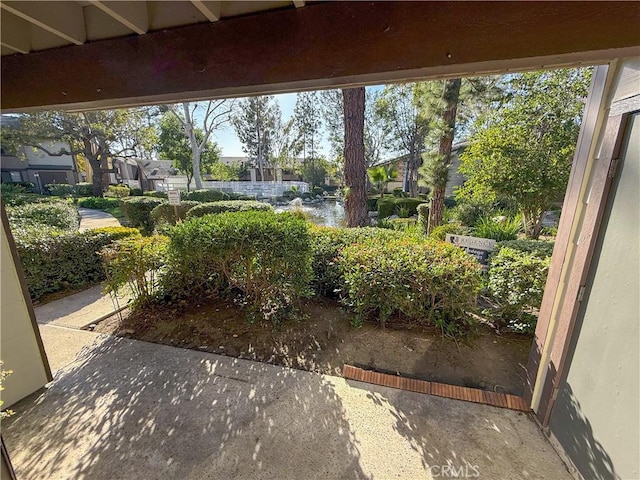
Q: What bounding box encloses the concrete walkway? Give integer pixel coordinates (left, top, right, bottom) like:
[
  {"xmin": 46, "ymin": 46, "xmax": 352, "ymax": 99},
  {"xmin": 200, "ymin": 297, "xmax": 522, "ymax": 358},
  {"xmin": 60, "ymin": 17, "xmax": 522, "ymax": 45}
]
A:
[
  {"xmin": 78, "ymin": 207, "xmax": 121, "ymax": 231},
  {"xmin": 4, "ymin": 337, "xmax": 572, "ymax": 480},
  {"xmin": 35, "ymin": 285, "xmax": 130, "ymax": 330}
]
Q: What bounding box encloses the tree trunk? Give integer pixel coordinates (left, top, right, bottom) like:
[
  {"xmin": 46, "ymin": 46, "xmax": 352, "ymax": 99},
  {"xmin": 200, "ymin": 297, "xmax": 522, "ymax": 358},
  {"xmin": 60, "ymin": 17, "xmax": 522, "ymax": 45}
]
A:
[
  {"xmin": 428, "ymin": 78, "xmax": 462, "ymax": 233},
  {"xmin": 182, "ymin": 103, "xmax": 203, "ymax": 190},
  {"xmin": 343, "ymin": 87, "xmax": 369, "ymax": 227}
]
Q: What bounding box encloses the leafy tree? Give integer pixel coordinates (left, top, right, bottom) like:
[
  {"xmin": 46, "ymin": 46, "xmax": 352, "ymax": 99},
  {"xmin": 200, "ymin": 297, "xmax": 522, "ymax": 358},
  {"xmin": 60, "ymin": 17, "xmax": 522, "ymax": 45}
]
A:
[
  {"xmin": 419, "ymin": 76, "xmax": 503, "ymax": 231},
  {"xmin": 343, "ymin": 87, "xmax": 369, "ymax": 227},
  {"xmin": 376, "ymin": 84, "xmax": 433, "ymax": 196},
  {"xmin": 271, "ymin": 116, "xmax": 302, "ymax": 172},
  {"xmin": 458, "ymin": 68, "xmax": 592, "ymax": 239},
  {"xmin": 158, "ymin": 113, "xmax": 220, "ymax": 191},
  {"xmin": 232, "ymin": 96, "xmax": 280, "ymax": 181},
  {"xmin": 1, "ymin": 109, "xmax": 155, "ymax": 196},
  {"xmin": 294, "ymin": 91, "xmax": 323, "ymax": 161},
  {"xmin": 163, "ymin": 101, "xmax": 232, "ymax": 190},
  {"xmin": 301, "ymin": 158, "xmax": 329, "ymax": 187}
]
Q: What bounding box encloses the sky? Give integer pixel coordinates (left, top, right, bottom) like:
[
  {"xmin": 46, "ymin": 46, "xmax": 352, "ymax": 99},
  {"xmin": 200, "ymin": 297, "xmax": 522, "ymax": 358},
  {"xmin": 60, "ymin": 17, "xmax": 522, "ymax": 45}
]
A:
[
  {"xmin": 211, "ymin": 92, "xmax": 331, "ymax": 158},
  {"xmin": 210, "ymin": 87, "xmax": 383, "ymax": 159}
]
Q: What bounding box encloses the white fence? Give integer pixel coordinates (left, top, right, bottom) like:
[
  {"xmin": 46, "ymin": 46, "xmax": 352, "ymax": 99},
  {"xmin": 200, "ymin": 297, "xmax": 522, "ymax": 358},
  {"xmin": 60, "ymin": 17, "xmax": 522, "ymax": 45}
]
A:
[{"xmin": 159, "ymin": 176, "xmax": 309, "ymax": 197}]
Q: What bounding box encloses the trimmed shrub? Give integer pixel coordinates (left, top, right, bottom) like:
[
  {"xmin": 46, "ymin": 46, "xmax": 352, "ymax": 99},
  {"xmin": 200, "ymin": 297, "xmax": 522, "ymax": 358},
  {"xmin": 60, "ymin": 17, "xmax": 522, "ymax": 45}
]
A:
[
  {"xmin": 185, "ymin": 200, "xmax": 272, "ymax": 219},
  {"xmin": 417, "ymin": 203, "xmax": 429, "ymax": 234},
  {"xmin": 7, "ymin": 201, "xmax": 79, "ymax": 231},
  {"xmin": 150, "ymin": 201, "xmax": 200, "ymax": 226},
  {"xmin": 13, "ymin": 226, "xmax": 140, "ymax": 300},
  {"xmin": 143, "ymin": 191, "xmax": 168, "ymax": 199},
  {"xmin": 472, "ymin": 216, "xmax": 521, "ymax": 242},
  {"xmin": 429, "ymin": 223, "xmax": 466, "ymax": 241},
  {"xmin": 453, "ymin": 200, "xmax": 495, "ymax": 227},
  {"xmin": 487, "ymin": 247, "xmax": 551, "ymax": 332},
  {"xmin": 91, "ymin": 226, "xmax": 141, "ymax": 240},
  {"xmin": 309, "ymin": 226, "xmax": 406, "ymax": 297},
  {"xmin": 104, "ymin": 185, "xmax": 130, "ymax": 198},
  {"xmin": 366, "ymin": 196, "xmax": 379, "ymax": 211},
  {"xmin": 166, "ymin": 211, "xmax": 311, "ymax": 324},
  {"xmin": 311, "ymin": 186, "xmax": 324, "ymax": 197},
  {"xmin": 494, "ymin": 239, "xmax": 555, "ymax": 259},
  {"xmin": 377, "ymin": 197, "xmax": 423, "ymax": 218},
  {"xmin": 45, "ymin": 183, "xmax": 75, "ymax": 197},
  {"xmin": 130, "ymin": 188, "xmax": 144, "ymax": 196},
  {"xmin": 77, "ymin": 197, "xmax": 121, "ymax": 210},
  {"xmin": 120, "ymin": 197, "xmax": 165, "ymax": 232},
  {"xmin": 101, "ymin": 235, "xmax": 168, "ymax": 305},
  {"xmin": 75, "ymin": 183, "xmax": 94, "ymax": 197},
  {"xmin": 184, "ymin": 189, "xmax": 228, "ymax": 202},
  {"xmin": 340, "ymin": 238, "xmax": 482, "ymax": 334}
]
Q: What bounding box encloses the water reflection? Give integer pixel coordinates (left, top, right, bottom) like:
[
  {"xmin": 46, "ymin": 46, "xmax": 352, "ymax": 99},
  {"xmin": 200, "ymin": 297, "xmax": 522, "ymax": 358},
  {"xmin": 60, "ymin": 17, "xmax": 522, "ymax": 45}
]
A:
[{"xmin": 275, "ymin": 200, "xmax": 346, "ymax": 228}]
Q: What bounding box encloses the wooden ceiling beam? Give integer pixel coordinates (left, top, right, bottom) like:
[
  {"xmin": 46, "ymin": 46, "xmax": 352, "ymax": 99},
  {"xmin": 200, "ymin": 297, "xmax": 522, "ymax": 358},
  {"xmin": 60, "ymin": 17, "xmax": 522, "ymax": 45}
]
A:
[
  {"xmin": 91, "ymin": 1, "xmax": 149, "ymax": 35},
  {"xmin": 0, "ymin": 1, "xmax": 86, "ymax": 46},
  {"xmin": 190, "ymin": 1, "xmax": 221, "ymax": 22},
  {"xmin": 2, "ymin": 2, "xmax": 639, "ymax": 112}
]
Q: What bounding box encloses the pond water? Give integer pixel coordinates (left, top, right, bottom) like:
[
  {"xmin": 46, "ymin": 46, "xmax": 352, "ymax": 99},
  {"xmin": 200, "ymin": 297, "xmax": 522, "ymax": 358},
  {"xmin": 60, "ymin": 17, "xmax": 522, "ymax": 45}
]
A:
[{"xmin": 275, "ymin": 199, "xmax": 346, "ymax": 228}]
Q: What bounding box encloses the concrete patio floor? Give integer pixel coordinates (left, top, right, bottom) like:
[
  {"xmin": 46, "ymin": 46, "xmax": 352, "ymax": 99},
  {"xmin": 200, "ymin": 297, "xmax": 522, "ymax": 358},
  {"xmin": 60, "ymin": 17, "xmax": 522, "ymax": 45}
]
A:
[{"xmin": 3, "ymin": 336, "xmax": 572, "ymax": 480}]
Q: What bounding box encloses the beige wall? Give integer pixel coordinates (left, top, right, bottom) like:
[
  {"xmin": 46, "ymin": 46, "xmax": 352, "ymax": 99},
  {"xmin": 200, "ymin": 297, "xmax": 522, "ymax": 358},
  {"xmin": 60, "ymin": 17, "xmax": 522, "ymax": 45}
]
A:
[{"xmin": 0, "ymin": 213, "xmax": 50, "ymax": 408}]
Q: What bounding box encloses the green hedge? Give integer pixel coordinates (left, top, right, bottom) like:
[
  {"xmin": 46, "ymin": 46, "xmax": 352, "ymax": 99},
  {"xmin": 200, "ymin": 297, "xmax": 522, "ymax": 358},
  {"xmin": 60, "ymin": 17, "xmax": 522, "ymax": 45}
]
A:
[
  {"xmin": 77, "ymin": 197, "xmax": 121, "ymax": 210},
  {"xmin": 45, "ymin": 183, "xmax": 75, "ymax": 197},
  {"xmin": 377, "ymin": 197, "xmax": 424, "ymax": 218},
  {"xmin": 13, "ymin": 226, "xmax": 140, "ymax": 300},
  {"xmin": 493, "ymin": 239, "xmax": 555, "ymax": 258},
  {"xmin": 7, "ymin": 201, "xmax": 79, "ymax": 231},
  {"xmin": 75, "ymin": 183, "xmax": 95, "ymax": 197},
  {"xmin": 1, "ymin": 184, "xmax": 54, "ymax": 207},
  {"xmin": 167, "ymin": 211, "xmax": 311, "ymax": 324},
  {"xmin": 185, "ymin": 200, "xmax": 272, "ymax": 219},
  {"xmin": 143, "ymin": 191, "xmax": 168, "ymax": 199},
  {"xmin": 309, "ymin": 226, "xmax": 406, "ymax": 297},
  {"xmin": 121, "ymin": 197, "xmax": 165, "ymax": 232},
  {"xmin": 104, "ymin": 185, "xmax": 130, "ymax": 198},
  {"xmin": 366, "ymin": 196, "xmax": 380, "ymax": 211},
  {"xmin": 150, "ymin": 201, "xmax": 200, "ymax": 226},
  {"xmin": 184, "ymin": 189, "xmax": 229, "ymax": 202},
  {"xmin": 487, "ymin": 247, "xmax": 551, "ymax": 332},
  {"xmin": 340, "ymin": 238, "xmax": 482, "ymax": 334}
]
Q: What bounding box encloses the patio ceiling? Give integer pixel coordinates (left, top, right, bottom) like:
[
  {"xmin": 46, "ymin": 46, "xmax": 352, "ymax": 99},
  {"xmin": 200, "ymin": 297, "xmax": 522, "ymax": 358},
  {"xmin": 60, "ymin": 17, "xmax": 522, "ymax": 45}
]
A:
[
  {"xmin": 1, "ymin": 1, "xmax": 639, "ymax": 112},
  {"xmin": 0, "ymin": 1, "xmax": 298, "ymax": 55}
]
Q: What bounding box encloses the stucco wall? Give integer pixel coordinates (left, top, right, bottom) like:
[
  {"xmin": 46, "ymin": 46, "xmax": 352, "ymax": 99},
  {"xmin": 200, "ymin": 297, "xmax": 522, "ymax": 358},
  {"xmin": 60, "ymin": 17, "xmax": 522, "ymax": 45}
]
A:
[
  {"xmin": 549, "ymin": 60, "xmax": 640, "ymax": 480},
  {"xmin": 0, "ymin": 211, "xmax": 51, "ymax": 408}
]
